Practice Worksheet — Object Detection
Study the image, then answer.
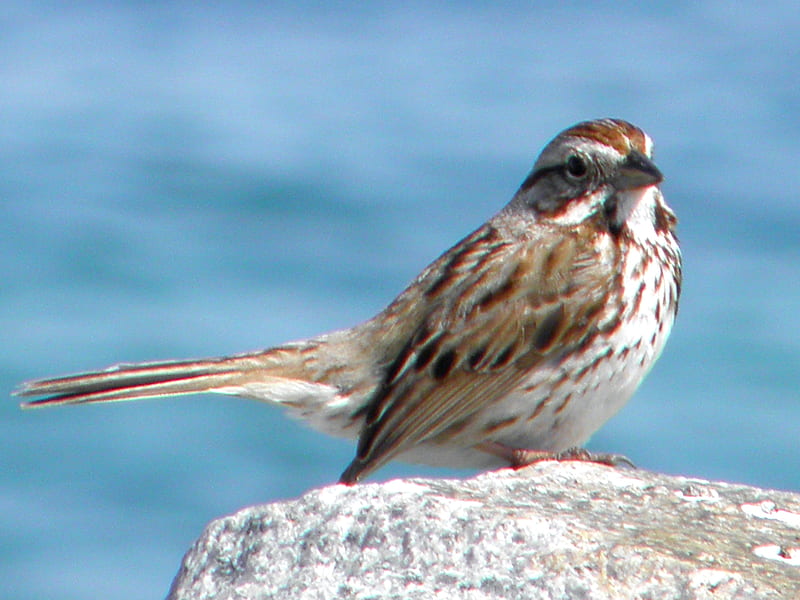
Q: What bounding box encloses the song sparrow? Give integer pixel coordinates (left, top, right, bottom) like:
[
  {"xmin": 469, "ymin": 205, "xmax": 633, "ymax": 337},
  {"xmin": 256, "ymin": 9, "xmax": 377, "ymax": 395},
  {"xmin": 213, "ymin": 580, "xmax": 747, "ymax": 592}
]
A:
[{"xmin": 15, "ymin": 118, "xmax": 682, "ymax": 484}]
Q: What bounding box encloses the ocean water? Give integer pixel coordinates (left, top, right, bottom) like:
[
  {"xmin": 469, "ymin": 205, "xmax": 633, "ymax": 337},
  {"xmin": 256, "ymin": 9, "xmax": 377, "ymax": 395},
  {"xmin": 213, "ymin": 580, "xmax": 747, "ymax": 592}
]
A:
[{"xmin": 2, "ymin": 2, "xmax": 799, "ymax": 599}]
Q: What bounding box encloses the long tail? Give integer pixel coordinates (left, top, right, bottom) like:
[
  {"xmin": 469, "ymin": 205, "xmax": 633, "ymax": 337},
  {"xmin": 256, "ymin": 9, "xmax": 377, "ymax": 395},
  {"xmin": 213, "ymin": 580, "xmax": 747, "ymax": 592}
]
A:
[
  {"xmin": 15, "ymin": 338, "xmax": 364, "ymax": 442},
  {"xmin": 15, "ymin": 353, "xmax": 284, "ymax": 408}
]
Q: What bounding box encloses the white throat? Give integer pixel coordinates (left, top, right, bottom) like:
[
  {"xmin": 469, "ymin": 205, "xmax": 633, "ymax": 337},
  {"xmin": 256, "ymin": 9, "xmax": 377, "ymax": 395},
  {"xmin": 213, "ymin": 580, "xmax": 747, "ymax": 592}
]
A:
[{"xmin": 615, "ymin": 185, "xmax": 662, "ymax": 243}]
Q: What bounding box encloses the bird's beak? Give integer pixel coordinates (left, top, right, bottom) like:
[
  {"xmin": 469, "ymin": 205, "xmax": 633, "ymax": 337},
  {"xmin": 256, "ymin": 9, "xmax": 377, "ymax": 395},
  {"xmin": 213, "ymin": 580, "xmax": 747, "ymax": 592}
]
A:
[{"xmin": 613, "ymin": 150, "xmax": 663, "ymax": 190}]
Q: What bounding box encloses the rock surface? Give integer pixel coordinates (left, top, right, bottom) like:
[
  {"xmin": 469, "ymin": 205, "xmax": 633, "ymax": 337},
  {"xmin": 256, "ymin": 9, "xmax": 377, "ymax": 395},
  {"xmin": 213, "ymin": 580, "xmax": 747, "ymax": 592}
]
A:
[{"xmin": 167, "ymin": 462, "xmax": 800, "ymax": 599}]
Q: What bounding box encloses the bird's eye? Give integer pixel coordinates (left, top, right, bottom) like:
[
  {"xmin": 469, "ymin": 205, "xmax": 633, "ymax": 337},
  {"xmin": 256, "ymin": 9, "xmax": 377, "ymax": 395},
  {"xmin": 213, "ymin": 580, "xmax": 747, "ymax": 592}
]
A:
[{"xmin": 565, "ymin": 154, "xmax": 588, "ymax": 179}]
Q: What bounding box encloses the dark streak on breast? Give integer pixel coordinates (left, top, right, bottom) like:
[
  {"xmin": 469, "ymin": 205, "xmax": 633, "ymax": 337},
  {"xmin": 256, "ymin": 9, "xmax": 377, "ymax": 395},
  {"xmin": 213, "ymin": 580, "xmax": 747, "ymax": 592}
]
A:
[
  {"xmin": 553, "ymin": 392, "xmax": 573, "ymax": 415},
  {"xmin": 482, "ymin": 415, "xmax": 520, "ymax": 435},
  {"xmin": 653, "ymin": 201, "xmax": 676, "ymax": 233},
  {"xmin": 526, "ymin": 399, "xmax": 548, "ymax": 422},
  {"xmin": 631, "ymin": 281, "xmax": 646, "ymax": 315}
]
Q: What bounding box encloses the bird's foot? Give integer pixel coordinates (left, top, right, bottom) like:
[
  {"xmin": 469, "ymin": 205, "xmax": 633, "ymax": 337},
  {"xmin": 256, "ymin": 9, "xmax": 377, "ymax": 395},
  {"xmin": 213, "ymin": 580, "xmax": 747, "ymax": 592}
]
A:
[{"xmin": 478, "ymin": 441, "xmax": 635, "ymax": 469}]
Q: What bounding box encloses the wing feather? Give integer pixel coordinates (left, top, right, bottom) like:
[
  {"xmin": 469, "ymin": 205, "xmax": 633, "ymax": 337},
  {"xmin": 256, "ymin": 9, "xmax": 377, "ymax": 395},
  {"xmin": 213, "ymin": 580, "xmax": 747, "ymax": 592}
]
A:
[{"xmin": 341, "ymin": 220, "xmax": 617, "ymax": 482}]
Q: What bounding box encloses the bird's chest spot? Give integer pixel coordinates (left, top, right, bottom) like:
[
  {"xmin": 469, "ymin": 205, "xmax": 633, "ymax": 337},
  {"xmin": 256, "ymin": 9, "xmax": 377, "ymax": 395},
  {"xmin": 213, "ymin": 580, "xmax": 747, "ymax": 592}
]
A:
[{"xmin": 484, "ymin": 242, "xmax": 677, "ymax": 450}]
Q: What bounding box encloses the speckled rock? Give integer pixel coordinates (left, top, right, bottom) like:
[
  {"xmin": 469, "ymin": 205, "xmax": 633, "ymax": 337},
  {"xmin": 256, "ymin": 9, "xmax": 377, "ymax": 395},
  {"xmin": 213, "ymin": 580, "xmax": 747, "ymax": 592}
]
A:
[{"xmin": 167, "ymin": 462, "xmax": 800, "ymax": 599}]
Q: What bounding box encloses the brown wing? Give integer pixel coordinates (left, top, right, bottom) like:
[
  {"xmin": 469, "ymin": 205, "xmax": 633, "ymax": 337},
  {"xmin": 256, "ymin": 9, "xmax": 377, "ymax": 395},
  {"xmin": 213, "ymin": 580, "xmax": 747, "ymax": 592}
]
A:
[{"xmin": 340, "ymin": 220, "xmax": 617, "ymax": 482}]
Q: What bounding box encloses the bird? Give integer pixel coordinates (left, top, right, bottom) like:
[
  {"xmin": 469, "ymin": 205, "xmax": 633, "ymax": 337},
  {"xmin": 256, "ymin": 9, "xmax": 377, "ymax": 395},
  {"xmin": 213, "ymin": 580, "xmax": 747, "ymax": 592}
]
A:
[{"xmin": 15, "ymin": 118, "xmax": 682, "ymax": 484}]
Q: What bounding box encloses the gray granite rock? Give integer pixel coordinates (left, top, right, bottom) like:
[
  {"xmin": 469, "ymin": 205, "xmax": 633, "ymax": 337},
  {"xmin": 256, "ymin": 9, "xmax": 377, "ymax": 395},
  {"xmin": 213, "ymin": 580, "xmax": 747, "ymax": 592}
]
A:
[{"xmin": 167, "ymin": 462, "xmax": 800, "ymax": 599}]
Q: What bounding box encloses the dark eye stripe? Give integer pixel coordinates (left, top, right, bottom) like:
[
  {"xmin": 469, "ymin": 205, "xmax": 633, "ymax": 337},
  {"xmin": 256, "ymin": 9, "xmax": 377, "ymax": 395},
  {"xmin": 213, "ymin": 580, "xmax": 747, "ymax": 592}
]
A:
[{"xmin": 518, "ymin": 164, "xmax": 565, "ymax": 193}]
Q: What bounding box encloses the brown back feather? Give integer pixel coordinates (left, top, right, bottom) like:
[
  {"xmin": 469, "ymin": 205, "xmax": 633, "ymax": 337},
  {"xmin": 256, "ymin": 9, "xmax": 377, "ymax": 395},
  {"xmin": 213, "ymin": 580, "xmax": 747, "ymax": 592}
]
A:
[{"xmin": 340, "ymin": 218, "xmax": 618, "ymax": 482}]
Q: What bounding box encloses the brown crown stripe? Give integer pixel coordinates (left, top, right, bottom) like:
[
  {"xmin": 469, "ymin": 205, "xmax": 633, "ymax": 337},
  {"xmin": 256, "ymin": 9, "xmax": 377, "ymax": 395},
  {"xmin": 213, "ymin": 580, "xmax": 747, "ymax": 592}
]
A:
[{"xmin": 563, "ymin": 119, "xmax": 647, "ymax": 156}]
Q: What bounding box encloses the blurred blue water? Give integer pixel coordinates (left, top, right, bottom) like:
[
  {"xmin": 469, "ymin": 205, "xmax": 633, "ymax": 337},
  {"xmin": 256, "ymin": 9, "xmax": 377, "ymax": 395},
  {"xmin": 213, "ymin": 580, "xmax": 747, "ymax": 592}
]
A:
[{"xmin": 2, "ymin": 2, "xmax": 799, "ymax": 599}]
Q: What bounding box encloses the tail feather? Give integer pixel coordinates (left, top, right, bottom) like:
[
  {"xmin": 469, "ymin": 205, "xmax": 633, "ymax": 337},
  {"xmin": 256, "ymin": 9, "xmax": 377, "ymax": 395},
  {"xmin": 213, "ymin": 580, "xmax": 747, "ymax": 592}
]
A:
[
  {"xmin": 15, "ymin": 356, "xmax": 263, "ymax": 408},
  {"xmin": 14, "ymin": 339, "xmax": 363, "ymax": 441}
]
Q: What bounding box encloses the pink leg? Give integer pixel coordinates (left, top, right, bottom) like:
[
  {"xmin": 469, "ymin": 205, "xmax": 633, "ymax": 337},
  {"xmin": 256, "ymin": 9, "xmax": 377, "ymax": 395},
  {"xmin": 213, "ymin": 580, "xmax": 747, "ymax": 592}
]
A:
[{"xmin": 478, "ymin": 441, "xmax": 635, "ymax": 469}]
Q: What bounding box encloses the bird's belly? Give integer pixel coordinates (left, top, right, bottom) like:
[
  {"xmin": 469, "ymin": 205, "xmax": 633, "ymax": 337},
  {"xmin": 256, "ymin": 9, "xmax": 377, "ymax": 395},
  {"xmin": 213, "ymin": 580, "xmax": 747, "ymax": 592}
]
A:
[
  {"xmin": 399, "ymin": 286, "xmax": 676, "ymax": 470},
  {"xmin": 500, "ymin": 302, "xmax": 673, "ymax": 448}
]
